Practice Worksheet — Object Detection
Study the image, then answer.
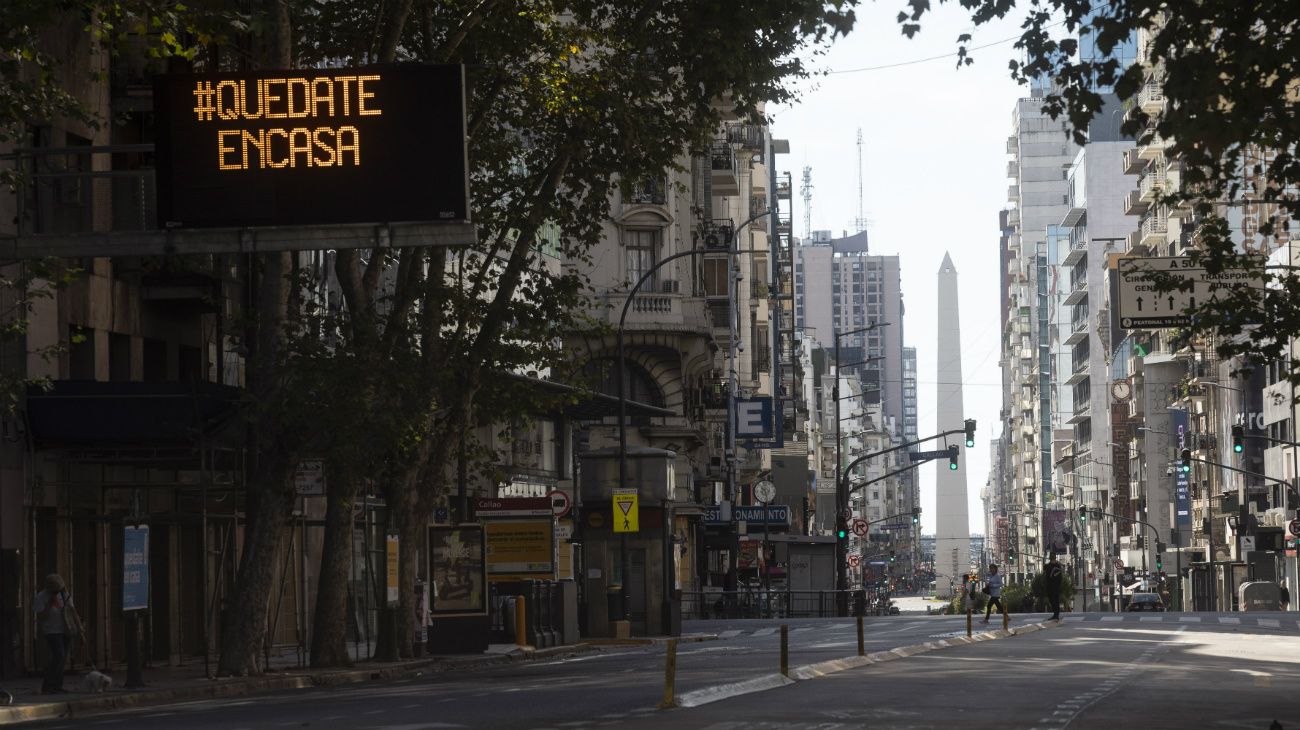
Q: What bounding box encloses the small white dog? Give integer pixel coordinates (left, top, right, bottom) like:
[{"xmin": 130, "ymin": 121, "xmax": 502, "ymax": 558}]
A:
[{"xmin": 82, "ymin": 669, "xmax": 112, "ymax": 694}]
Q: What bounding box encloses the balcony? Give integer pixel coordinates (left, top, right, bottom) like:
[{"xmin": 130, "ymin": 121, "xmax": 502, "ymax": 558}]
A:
[
  {"xmin": 1137, "ymin": 124, "xmax": 1170, "ymax": 160},
  {"xmin": 1065, "ymin": 316, "xmax": 1089, "ymax": 346},
  {"xmin": 1138, "ymin": 170, "xmax": 1166, "ymax": 203},
  {"xmin": 1007, "ymin": 208, "xmax": 1020, "ymax": 227},
  {"xmin": 725, "ymin": 123, "xmax": 767, "ymax": 150},
  {"xmin": 594, "ymin": 291, "xmax": 712, "ymax": 337},
  {"xmin": 1138, "ymin": 80, "xmax": 1166, "ymax": 115},
  {"xmin": 1063, "ymin": 239, "xmax": 1088, "ymax": 266},
  {"xmin": 1006, "ymin": 136, "xmax": 1018, "ymax": 154},
  {"xmin": 1008, "ymin": 184, "xmax": 1019, "ymax": 202},
  {"xmin": 1124, "ymin": 189, "xmax": 1149, "ymax": 216},
  {"xmin": 1067, "ymin": 398, "xmax": 1091, "ymax": 424},
  {"xmin": 710, "ymin": 144, "xmax": 740, "ymax": 197},
  {"xmin": 1063, "ymin": 277, "xmax": 1088, "ymax": 306},
  {"xmin": 1123, "ymin": 148, "xmax": 1147, "ymax": 175},
  {"xmin": 1007, "ymin": 160, "xmax": 1019, "ymax": 179},
  {"xmin": 1139, "ymin": 215, "xmax": 1168, "ymax": 248},
  {"xmin": 775, "ymin": 179, "xmax": 792, "ymax": 200}
]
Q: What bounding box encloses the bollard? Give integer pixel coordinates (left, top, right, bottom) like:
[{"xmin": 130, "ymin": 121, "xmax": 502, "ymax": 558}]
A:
[
  {"xmin": 856, "ymin": 615, "xmax": 865, "ymax": 656},
  {"xmin": 516, "ymin": 594, "xmax": 529, "ymax": 647},
  {"xmin": 659, "ymin": 639, "xmax": 678, "ymax": 709},
  {"xmin": 966, "ymin": 606, "xmax": 972, "ymax": 638},
  {"xmin": 780, "ymin": 624, "xmax": 789, "ymax": 676},
  {"xmin": 1002, "ymin": 604, "xmax": 1010, "ymax": 632}
]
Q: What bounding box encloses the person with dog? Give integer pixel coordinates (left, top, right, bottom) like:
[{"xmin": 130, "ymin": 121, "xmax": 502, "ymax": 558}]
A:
[
  {"xmin": 981, "ymin": 564, "xmax": 1005, "ymax": 623},
  {"xmin": 34, "ymin": 574, "xmax": 79, "ymax": 694}
]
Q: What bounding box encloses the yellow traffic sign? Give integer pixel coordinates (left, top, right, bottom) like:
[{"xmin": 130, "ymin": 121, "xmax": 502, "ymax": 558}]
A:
[{"xmin": 612, "ymin": 490, "xmax": 639, "ymax": 533}]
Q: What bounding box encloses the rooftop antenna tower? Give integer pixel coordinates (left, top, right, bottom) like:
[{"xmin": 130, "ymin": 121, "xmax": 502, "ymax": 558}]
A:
[
  {"xmin": 799, "ymin": 165, "xmax": 813, "ymax": 241},
  {"xmin": 852, "ymin": 128, "xmax": 869, "ymax": 234}
]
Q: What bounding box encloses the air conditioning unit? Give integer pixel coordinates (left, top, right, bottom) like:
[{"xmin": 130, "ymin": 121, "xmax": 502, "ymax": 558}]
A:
[
  {"xmin": 660, "ymin": 279, "xmax": 680, "ymax": 294},
  {"xmin": 703, "ymin": 222, "xmax": 734, "ymax": 250}
]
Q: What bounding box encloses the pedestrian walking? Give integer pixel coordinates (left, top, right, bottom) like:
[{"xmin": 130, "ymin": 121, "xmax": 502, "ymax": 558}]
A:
[
  {"xmin": 981, "ymin": 565, "xmax": 1004, "ymax": 623},
  {"xmin": 1045, "ymin": 554, "xmax": 1065, "ymax": 620},
  {"xmin": 1279, "ymin": 580, "xmax": 1290, "ymax": 611},
  {"xmin": 34, "ymin": 574, "xmax": 80, "ymax": 694}
]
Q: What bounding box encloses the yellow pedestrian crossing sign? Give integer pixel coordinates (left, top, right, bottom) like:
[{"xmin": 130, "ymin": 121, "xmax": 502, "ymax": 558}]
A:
[{"xmin": 612, "ymin": 490, "xmax": 639, "ymax": 533}]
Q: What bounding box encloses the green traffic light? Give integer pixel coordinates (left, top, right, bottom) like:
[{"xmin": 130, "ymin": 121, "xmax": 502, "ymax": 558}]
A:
[
  {"xmin": 1181, "ymin": 463, "xmax": 1191, "ymax": 473},
  {"xmin": 948, "ymin": 461, "xmax": 958, "ymax": 470},
  {"xmin": 837, "ymin": 529, "xmax": 847, "ymax": 539},
  {"xmin": 965, "ymin": 438, "xmax": 974, "ymax": 448},
  {"xmin": 1233, "ymin": 443, "xmax": 1243, "ymax": 453}
]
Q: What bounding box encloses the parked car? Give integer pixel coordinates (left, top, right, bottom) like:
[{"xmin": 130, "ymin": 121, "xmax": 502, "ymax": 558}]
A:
[{"xmin": 1126, "ymin": 593, "xmax": 1165, "ymax": 612}]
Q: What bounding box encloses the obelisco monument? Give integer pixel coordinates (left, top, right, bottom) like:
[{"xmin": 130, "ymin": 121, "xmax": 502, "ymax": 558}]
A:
[{"xmin": 935, "ymin": 252, "xmax": 969, "ymax": 597}]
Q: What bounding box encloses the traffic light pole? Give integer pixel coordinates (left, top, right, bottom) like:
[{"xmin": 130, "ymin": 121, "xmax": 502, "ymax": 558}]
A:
[{"xmin": 835, "ymin": 426, "xmax": 970, "ymax": 615}]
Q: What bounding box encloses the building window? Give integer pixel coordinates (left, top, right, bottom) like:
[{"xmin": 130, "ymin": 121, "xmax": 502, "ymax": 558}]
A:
[
  {"xmin": 624, "ymin": 228, "xmax": 660, "ymax": 286},
  {"xmin": 703, "ymin": 257, "xmax": 728, "ymax": 296}
]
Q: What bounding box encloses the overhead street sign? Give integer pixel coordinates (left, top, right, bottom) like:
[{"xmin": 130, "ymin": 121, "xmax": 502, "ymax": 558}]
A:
[
  {"xmin": 1116, "ymin": 256, "xmax": 1264, "ymax": 329},
  {"xmin": 909, "ymin": 448, "xmax": 955, "ymax": 461}
]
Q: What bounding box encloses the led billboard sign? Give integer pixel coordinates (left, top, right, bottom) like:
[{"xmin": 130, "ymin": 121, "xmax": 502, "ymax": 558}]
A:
[{"xmin": 154, "ymin": 64, "xmax": 469, "ymax": 228}]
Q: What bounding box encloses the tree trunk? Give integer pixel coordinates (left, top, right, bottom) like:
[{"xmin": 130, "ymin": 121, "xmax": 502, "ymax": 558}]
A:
[
  {"xmin": 309, "ymin": 489, "xmax": 356, "ymax": 667},
  {"xmin": 372, "ymin": 482, "xmax": 421, "ymax": 661},
  {"xmin": 216, "ymin": 460, "xmax": 294, "ymax": 675}
]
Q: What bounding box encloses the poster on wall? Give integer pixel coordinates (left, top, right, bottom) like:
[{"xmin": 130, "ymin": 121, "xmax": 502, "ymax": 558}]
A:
[
  {"xmin": 429, "ymin": 524, "xmax": 486, "ymax": 616},
  {"xmin": 484, "ymin": 519, "xmax": 555, "ymax": 581},
  {"xmin": 1170, "ymin": 408, "xmax": 1193, "ymax": 528}
]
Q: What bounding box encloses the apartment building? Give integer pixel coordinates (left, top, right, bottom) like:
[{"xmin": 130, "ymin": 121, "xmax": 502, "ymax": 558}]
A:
[{"xmin": 998, "ymin": 86, "xmax": 1081, "ymax": 583}]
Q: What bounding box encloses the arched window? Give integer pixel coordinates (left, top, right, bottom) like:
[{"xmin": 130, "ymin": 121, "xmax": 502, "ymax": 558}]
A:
[{"xmin": 582, "ymin": 358, "xmax": 665, "ymax": 408}]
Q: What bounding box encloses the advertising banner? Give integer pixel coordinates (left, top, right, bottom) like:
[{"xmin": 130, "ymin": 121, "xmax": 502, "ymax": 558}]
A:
[
  {"xmin": 429, "ymin": 524, "xmax": 486, "ymax": 616},
  {"xmin": 484, "ymin": 519, "xmax": 555, "ymax": 581},
  {"xmin": 1171, "ymin": 408, "xmax": 1192, "ymax": 528},
  {"xmin": 122, "ymin": 525, "xmax": 150, "ymax": 612}
]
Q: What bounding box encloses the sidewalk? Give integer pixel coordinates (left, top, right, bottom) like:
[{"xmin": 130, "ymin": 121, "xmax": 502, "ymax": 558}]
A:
[{"xmin": 0, "ymin": 643, "xmax": 593, "ymax": 726}]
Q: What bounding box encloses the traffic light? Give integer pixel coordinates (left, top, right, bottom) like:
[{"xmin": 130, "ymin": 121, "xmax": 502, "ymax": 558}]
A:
[
  {"xmin": 1078, "ymin": 505, "xmax": 1087, "ymax": 523},
  {"xmin": 1007, "ymin": 549, "xmax": 1015, "ymax": 562},
  {"xmin": 911, "ymin": 506, "xmax": 920, "ymax": 525},
  {"xmin": 1156, "ymin": 556, "xmax": 1163, "ymax": 571},
  {"xmin": 1232, "ymin": 425, "xmax": 1244, "ymax": 453},
  {"xmin": 889, "ymin": 550, "xmax": 896, "ymax": 563},
  {"xmin": 1180, "ymin": 448, "xmax": 1192, "ymax": 473},
  {"xmin": 964, "ymin": 418, "xmax": 977, "ymax": 448},
  {"xmin": 836, "ymin": 517, "xmax": 848, "ymax": 541},
  {"xmin": 948, "ymin": 444, "xmax": 959, "ymax": 471}
]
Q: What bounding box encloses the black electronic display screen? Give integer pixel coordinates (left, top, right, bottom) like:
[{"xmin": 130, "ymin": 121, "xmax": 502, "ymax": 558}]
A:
[{"xmin": 153, "ymin": 64, "xmax": 468, "ymax": 229}]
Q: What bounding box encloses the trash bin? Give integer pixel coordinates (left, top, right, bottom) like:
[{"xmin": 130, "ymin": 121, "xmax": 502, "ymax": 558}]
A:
[{"xmin": 607, "ymin": 584, "xmax": 625, "ymax": 622}]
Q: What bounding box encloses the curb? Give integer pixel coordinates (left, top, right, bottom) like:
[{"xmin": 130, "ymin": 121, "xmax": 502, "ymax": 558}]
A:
[
  {"xmin": 670, "ymin": 620, "xmax": 1063, "ymax": 709},
  {"xmin": 585, "ymin": 633, "xmax": 718, "ymax": 647},
  {"xmin": 0, "ymin": 643, "xmax": 594, "ymax": 725}
]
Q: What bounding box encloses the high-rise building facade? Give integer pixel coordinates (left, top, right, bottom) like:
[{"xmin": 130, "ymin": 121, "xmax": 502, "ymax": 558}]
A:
[{"xmin": 998, "ymin": 88, "xmax": 1081, "ymax": 582}]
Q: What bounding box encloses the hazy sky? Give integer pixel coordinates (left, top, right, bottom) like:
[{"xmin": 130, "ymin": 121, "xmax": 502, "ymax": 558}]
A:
[{"xmin": 772, "ymin": 3, "xmax": 1039, "ymax": 534}]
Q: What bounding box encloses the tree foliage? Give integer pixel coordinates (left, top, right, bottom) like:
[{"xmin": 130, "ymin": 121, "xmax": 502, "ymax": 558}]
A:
[{"xmin": 899, "ymin": 0, "xmax": 1300, "ymax": 384}]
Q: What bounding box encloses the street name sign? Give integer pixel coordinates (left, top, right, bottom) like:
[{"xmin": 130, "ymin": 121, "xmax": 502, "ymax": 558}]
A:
[
  {"xmin": 908, "ymin": 449, "xmax": 954, "ymax": 461},
  {"xmin": 1116, "ymin": 256, "xmax": 1263, "ymax": 329}
]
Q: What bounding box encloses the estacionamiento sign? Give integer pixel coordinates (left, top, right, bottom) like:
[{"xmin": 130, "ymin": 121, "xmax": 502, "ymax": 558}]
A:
[{"xmin": 154, "ymin": 64, "xmax": 469, "ymax": 228}]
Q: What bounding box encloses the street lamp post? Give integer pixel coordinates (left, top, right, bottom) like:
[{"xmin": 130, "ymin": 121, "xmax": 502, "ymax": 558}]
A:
[{"xmin": 616, "ymin": 208, "xmax": 773, "ymax": 624}]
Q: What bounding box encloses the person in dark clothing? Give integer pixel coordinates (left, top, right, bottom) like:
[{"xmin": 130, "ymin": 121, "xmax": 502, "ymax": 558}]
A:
[
  {"xmin": 1279, "ymin": 581, "xmax": 1290, "ymax": 611},
  {"xmin": 1045, "ymin": 554, "xmax": 1064, "ymax": 620}
]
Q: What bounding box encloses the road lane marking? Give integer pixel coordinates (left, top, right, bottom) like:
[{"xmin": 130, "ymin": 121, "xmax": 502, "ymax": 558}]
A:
[
  {"xmin": 1179, "ymin": 616, "xmax": 1201, "ymax": 622},
  {"xmin": 1219, "ymin": 617, "xmax": 1240, "ymax": 625},
  {"xmin": 1257, "ymin": 619, "xmax": 1280, "ymax": 628},
  {"xmin": 1100, "ymin": 616, "xmax": 1121, "ymax": 622},
  {"xmin": 718, "ymin": 630, "xmax": 742, "ymax": 639},
  {"xmin": 753, "ymin": 628, "xmax": 778, "ymax": 637}
]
